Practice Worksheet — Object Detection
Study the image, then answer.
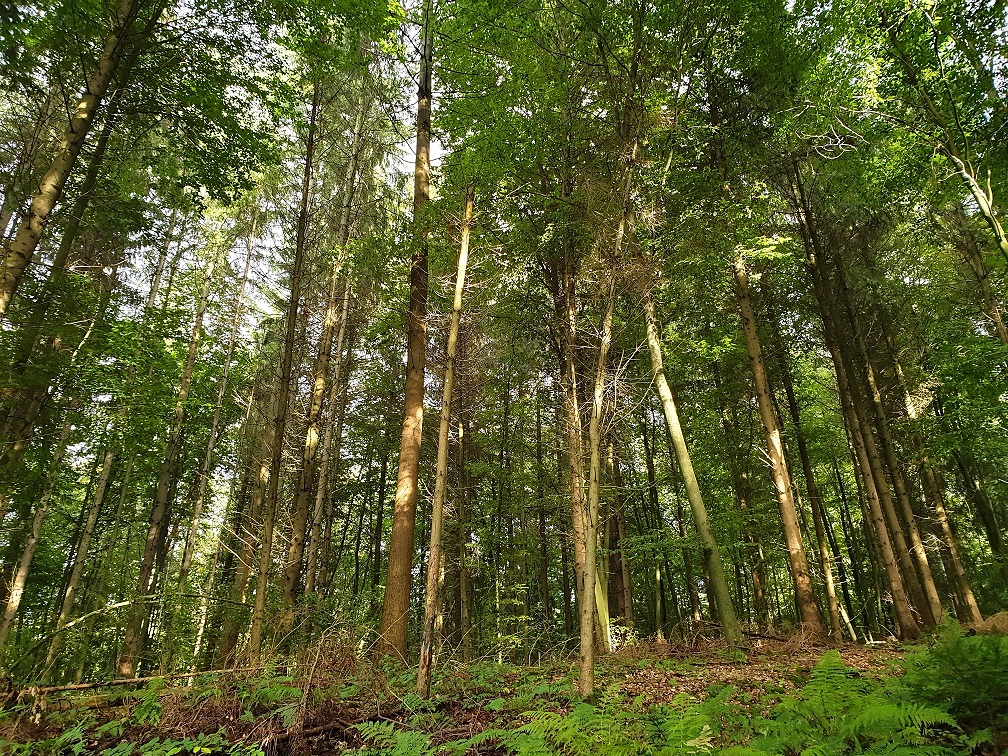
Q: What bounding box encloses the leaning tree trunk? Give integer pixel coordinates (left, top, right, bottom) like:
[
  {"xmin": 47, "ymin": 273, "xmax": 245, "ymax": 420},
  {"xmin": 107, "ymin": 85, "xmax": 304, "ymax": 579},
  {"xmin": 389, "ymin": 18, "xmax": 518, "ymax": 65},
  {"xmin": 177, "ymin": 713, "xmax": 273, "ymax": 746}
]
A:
[
  {"xmin": 417, "ymin": 184, "xmax": 473, "ymax": 698},
  {"xmin": 801, "ymin": 240, "xmax": 921, "ymax": 639},
  {"xmin": 0, "ymin": 0, "xmax": 161, "ymax": 319},
  {"xmin": 833, "ymin": 259, "xmax": 943, "ymax": 626},
  {"xmin": 641, "ymin": 291, "xmax": 743, "ymax": 646},
  {"xmin": 378, "ymin": 0, "xmax": 433, "ymax": 660}
]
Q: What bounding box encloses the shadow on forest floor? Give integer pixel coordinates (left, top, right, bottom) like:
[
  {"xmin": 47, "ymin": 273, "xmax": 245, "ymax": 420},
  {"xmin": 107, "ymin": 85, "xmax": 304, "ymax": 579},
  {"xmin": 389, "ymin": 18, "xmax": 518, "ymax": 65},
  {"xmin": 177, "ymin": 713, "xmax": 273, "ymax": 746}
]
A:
[{"xmin": 1, "ymin": 621, "xmax": 1006, "ymax": 755}]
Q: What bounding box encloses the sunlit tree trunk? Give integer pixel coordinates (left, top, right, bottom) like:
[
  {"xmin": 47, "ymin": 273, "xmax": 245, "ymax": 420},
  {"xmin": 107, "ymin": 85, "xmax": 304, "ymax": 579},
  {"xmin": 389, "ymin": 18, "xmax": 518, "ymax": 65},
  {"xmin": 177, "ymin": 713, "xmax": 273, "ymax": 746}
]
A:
[
  {"xmin": 0, "ymin": 0, "xmax": 161, "ymax": 319},
  {"xmin": 733, "ymin": 256, "xmax": 824, "ymax": 634},
  {"xmin": 417, "ymin": 185, "xmax": 473, "ymax": 697},
  {"xmin": 247, "ymin": 75, "xmax": 321, "ymax": 661}
]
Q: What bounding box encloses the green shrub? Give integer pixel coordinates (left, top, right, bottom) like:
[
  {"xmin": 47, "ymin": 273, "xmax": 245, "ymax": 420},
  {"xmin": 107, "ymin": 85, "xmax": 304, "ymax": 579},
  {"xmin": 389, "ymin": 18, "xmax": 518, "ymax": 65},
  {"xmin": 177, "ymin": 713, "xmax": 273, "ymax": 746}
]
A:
[{"xmin": 898, "ymin": 622, "xmax": 1008, "ymax": 733}]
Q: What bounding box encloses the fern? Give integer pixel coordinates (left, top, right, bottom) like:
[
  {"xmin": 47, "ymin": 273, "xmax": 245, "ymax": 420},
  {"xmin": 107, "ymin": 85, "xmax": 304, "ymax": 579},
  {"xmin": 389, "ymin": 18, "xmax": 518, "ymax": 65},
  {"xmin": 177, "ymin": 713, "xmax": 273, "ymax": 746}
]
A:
[
  {"xmin": 354, "ymin": 719, "xmax": 433, "ymax": 756},
  {"xmin": 747, "ymin": 651, "xmax": 973, "ymax": 756}
]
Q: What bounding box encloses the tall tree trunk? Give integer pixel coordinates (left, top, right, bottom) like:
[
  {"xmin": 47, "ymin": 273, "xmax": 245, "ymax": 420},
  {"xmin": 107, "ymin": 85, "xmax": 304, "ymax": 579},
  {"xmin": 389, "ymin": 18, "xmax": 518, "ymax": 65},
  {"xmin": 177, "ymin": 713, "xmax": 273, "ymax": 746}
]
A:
[
  {"xmin": 717, "ymin": 386, "xmax": 770, "ymax": 632},
  {"xmin": 459, "ymin": 416, "xmax": 473, "ymax": 663},
  {"xmin": 248, "ymin": 76, "xmax": 321, "ymax": 661},
  {"xmin": 417, "ymin": 185, "xmax": 473, "ymax": 696},
  {"xmin": 536, "ymin": 393, "xmax": 550, "ymax": 635},
  {"xmin": 302, "ymin": 294, "xmax": 354, "ymax": 596},
  {"xmin": 641, "ymin": 292, "xmax": 742, "ymax": 644},
  {"xmin": 370, "ymin": 419, "xmax": 391, "ymax": 593},
  {"xmin": 733, "ymin": 256, "xmax": 824, "ymax": 634},
  {"xmin": 579, "ymin": 270, "xmax": 615, "ymax": 697},
  {"xmin": 217, "ymin": 380, "xmax": 277, "ymax": 666},
  {"xmin": 178, "ymin": 237, "xmax": 253, "ymax": 588},
  {"xmin": 71, "ymin": 457, "xmax": 132, "ymax": 682},
  {"xmin": 610, "ymin": 444, "xmax": 633, "ymax": 628},
  {"xmin": 118, "ymin": 246, "xmax": 219, "ymax": 677},
  {"xmin": 8, "ymin": 84, "xmax": 126, "ymax": 378},
  {"xmin": 833, "ymin": 261, "xmax": 943, "ymax": 625},
  {"xmin": 284, "ymin": 80, "xmax": 367, "ymax": 626},
  {"xmin": 789, "ymin": 167, "xmax": 921, "ymax": 640},
  {"xmin": 378, "ymin": 0, "xmax": 433, "ymax": 660},
  {"xmin": 776, "ymin": 351, "xmax": 843, "ymax": 637}
]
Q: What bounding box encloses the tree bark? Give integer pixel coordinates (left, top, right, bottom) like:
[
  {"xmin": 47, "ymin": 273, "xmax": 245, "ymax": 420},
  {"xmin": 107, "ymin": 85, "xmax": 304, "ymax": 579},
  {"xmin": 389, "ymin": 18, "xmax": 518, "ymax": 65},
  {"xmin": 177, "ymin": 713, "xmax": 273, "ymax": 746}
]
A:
[
  {"xmin": 417, "ymin": 185, "xmax": 473, "ymax": 696},
  {"xmin": 0, "ymin": 0, "xmax": 159, "ymax": 319},
  {"xmin": 641, "ymin": 292, "xmax": 742, "ymax": 645},
  {"xmin": 776, "ymin": 351, "xmax": 843, "ymax": 638},
  {"xmin": 378, "ymin": 0, "xmax": 433, "ymax": 660},
  {"xmin": 0, "ymin": 417, "xmax": 72, "ymax": 661},
  {"xmin": 283, "ymin": 79, "xmax": 367, "ymax": 627},
  {"xmin": 733, "ymin": 256, "xmax": 824, "ymax": 634}
]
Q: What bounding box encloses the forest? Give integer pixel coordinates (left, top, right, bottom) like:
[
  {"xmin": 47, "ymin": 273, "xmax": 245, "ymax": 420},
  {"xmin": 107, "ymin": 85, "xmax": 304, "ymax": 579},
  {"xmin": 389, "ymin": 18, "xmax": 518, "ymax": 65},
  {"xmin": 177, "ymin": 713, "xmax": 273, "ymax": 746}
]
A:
[{"xmin": 2, "ymin": 0, "xmax": 1008, "ymax": 752}]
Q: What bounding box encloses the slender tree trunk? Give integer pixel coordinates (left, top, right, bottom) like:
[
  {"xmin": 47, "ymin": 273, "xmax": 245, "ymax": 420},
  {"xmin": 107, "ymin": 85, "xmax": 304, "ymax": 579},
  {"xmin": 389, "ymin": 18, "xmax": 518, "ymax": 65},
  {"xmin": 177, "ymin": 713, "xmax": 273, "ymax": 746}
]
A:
[
  {"xmin": 0, "ymin": 417, "xmax": 72, "ymax": 660},
  {"xmin": 733, "ymin": 256, "xmax": 823, "ymax": 634},
  {"xmin": 776, "ymin": 352, "xmax": 843, "ymax": 637},
  {"xmin": 789, "ymin": 170, "xmax": 921, "ymax": 640},
  {"xmin": 610, "ymin": 445, "xmax": 633, "ymax": 629},
  {"xmin": 44, "ymin": 447, "xmax": 114, "ymax": 671},
  {"xmin": 179, "ymin": 237, "xmax": 253, "ymax": 588},
  {"xmin": 71, "ymin": 457, "xmax": 131, "ymax": 682},
  {"xmin": 371, "ymin": 420, "xmax": 391, "ymax": 593},
  {"xmin": 8, "ymin": 84, "xmax": 126, "ymax": 375},
  {"xmin": 248, "ymin": 77, "xmax": 321, "ymax": 661},
  {"xmin": 284, "ymin": 81, "xmax": 367, "ymax": 626},
  {"xmin": 578, "ymin": 272, "xmax": 615, "ymax": 696},
  {"xmin": 833, "ymin": 262, "xmax": 943, "ymax": 625},
  {"xmin": 717, "ymin": 387, "xmax": 770, "ymax": 632},
  {"xmin": 459, "ymin": 416, "xmax": 472, "ymax": 663},
  {"xmin": 378, "ymin": 0, "xmax": 433, "ymax": 660},
  {"xmin": 217, "ymin": 381, "xmax": 276, "ymax": 666},
  {"xmin": 305, "ymin": 288, "xmax": 352, "ymax": 597},
  {"xmin": 417, "ymin": 185, "xmax": 473, "ymax": 696},
  {"xmin": 536, "ymin": 394, "xmax": 550, "ymax": 635},
  {"xmin": 642, "ymin": 294, "xmax": 741, "ymax": 641},
  {"xmin": 118, "ymin": 246, "xmax": 219, "ymax": 677}
]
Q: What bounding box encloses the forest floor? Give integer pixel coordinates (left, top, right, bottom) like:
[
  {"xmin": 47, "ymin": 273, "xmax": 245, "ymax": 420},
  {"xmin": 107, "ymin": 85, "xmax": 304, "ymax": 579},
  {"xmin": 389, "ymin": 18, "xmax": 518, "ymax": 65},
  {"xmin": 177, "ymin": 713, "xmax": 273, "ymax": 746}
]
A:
[{"xmin": 1, "ymin": 624, "xmax": 1006, "ymax": 755}]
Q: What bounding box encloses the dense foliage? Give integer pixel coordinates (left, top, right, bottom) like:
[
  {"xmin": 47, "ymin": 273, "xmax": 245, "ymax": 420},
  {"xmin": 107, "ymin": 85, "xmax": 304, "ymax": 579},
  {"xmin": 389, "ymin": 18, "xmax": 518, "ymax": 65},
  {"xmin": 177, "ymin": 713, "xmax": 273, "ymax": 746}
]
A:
[{"xmin": 1, "ymin": 0, "xmax": 1007, "ymax": 746}]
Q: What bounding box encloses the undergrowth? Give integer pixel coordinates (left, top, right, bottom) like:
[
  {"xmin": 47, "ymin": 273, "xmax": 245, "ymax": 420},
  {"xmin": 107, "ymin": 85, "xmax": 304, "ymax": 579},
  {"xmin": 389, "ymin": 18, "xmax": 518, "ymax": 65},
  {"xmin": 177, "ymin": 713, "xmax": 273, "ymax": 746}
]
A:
[{"xmin": 1, "ymin": 623, "xmax": 1005, "ymax": 756}]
